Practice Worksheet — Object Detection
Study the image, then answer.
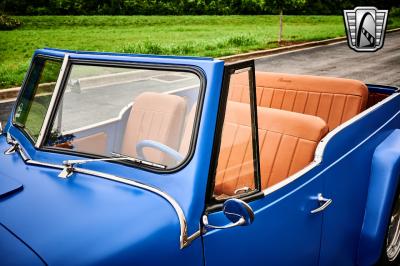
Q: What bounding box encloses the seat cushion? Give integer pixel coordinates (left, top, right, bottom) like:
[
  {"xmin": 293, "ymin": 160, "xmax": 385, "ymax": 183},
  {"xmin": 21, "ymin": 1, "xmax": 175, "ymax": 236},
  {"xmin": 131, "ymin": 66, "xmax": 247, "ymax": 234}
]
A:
[
  {"xmin": 229, "ymin": 72, "xmax": 368, "ymax": 130},
  {"xmin": 121, "ymin": 92, "xmax": 187, "ymax": 166},
  {"xmin": 215, "ymin": 101, "xmax": 328, "ymax": 196}
]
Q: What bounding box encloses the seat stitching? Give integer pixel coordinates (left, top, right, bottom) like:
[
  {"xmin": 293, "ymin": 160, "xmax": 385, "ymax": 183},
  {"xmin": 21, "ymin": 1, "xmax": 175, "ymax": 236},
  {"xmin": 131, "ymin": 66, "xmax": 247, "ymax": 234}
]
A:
[
  {"xmin": 258, "ymin": 87, "xmax": 264, "ymax": 105},
  {"xmin": 269, "ymin": 87, "xmax": 275, "ymax": 107},
  {"xmin": 239, "ymin": 85, "xmax": 245, "ymax": 103},
  {"xmin": 291, "ymin": 90, "xmax": 298, "ymax": 111},
  {"xmin": 258, "ymin": 86, "xmax": 365, "ymax": 98},
  {"xmin": 280, "ymin": 89, "xmax": 287, "ymax": 109},
  {"xmin": 266, "ymin": 133, "xmax": 283, "ymax": 187},
  {"xmin": 133, "ymin": 110, "xmax": 145, "ymax": 146},
  {"xmin": 221, "ymin": 124, "xmax": 239, "ymax": 193},
  {"xmin": 286, "ymin": 137, "xmax": 300, "ymax": 177},
  {"xmin": 258, "ymin": 129, "xmax": 268, "ymax": 188},
  {"xmin": 302, "ymin": 90, "xmax": 309, "ymax": 113},
  {"xmin": 339, "ymin": 95, "xmax": 349, "ymax": 124},
  {"xmin": 231, "ymin": 120, "xmax": 323, "ymax": 142},
  {"xmin": 146, "ymin": 111, "xmax": 156, "ymax": 139},
  {"xmin": 325, "ymin": 93, "xmax": 333, "ymax": 129},
  {"xmin": 234, "ymin": 126, "xmax": 252, "ymax": 192},
  {"xmin": 155, "ymin": 112, "xmax": 164, "ymax": 139},
  {"xmin": 315, "ymin": 92, "xmax": 322, "ymax": 116}
]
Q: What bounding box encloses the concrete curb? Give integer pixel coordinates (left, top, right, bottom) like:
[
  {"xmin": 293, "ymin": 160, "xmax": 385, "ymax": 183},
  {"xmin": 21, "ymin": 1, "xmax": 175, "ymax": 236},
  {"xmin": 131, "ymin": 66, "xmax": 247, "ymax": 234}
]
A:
[
  {"xmin": 219, "ymin": 36, "xmax": 347, "ymax": 62},
  {"xmin": 1, "ymin": 27, "xmax": 399, "ymax": 101}
]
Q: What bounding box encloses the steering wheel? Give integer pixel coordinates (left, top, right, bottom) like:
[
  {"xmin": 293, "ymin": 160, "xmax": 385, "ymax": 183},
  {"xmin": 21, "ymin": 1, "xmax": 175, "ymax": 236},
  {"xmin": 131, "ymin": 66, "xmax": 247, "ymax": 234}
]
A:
[{"xmin": 136, "ymin": 140, "xmax": 184, "ymax": 163}]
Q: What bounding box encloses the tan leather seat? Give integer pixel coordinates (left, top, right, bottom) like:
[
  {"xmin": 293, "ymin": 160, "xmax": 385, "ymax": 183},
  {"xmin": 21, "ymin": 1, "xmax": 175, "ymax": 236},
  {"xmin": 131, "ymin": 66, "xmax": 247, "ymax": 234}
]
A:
[
  {"xmin": 121, "ymin": 92, "xmax": 187, "ymax": 166},
  {"xmin": 215, "ymin": 101, "xmax": 328, "ymax": 196},
  {"xmin": 179, "ymin": 104, "xmax": 197, "ymax": 156},
  {"xmin": 229, "ymin": 72, "xmax": 368, "ymax": 130}
]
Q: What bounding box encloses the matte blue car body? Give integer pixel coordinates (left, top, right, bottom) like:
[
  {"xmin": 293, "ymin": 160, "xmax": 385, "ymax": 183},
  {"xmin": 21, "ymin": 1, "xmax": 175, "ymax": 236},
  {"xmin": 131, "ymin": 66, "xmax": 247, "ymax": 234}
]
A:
[
  {"xmin": 1, "ymin": 48, "xmax": 400, "ymax": 265},
  {"xmin": 0, "ymin": 48, "xmax": 224, "ymax": 265},
  {"xmin": 203, "ymin": 90, "xmax": 400, "ymax": 265},
  {"xmin": 358, "ymin": 129, "xmax": 400, "ymax": 266}
]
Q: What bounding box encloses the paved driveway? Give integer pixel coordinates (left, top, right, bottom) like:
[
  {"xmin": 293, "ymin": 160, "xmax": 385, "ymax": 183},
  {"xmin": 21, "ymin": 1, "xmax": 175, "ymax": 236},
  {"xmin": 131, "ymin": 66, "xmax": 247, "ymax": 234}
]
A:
[{"xmin": 255, "ymin": 30, "xmax": 400, "ymax": 87}]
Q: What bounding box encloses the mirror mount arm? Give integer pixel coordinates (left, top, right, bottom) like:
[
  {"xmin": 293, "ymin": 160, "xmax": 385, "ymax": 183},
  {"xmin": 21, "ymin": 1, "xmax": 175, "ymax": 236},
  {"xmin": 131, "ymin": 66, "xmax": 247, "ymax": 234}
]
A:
[{"xmin": 202, "ymin": 215, "xmax": 245, "ymax": 230}]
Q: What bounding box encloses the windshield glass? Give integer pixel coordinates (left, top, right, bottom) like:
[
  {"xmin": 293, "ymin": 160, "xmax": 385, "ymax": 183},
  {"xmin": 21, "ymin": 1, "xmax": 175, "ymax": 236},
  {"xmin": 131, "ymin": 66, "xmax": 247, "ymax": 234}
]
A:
[
  {"xmin": 43, "ymin": 63, "xmax": 201, "ymax": 169},
  {"xmin": 14, "ymin": 57, "xmax": 62, "ymax": 141}
]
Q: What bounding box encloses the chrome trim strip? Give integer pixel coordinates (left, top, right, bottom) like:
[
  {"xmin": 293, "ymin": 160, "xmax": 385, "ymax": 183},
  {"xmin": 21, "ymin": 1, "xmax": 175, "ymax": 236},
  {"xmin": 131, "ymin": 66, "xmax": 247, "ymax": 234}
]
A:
[
  {"xmin": 27, "ymin": 159, "xmax": 64, "ymax": 170},
  {"xmin": 35, "ymin": 54, "xmax": 70, "ymax": 148},
  {"xmin": 186, "ymin": 229, "xmax": 201, "ymax": 244},
  {"xmin": 65, "ymin": 166, "xmax": 190, "ymax": 248},
  {"xmin": 18, "ymin": 154, "xmax": 191, "ymax": 249},
  {"xmin": 263, "ymin": 91, "xmax": 400, "ymax": 196},
  {"xmin": 9, "ymin": 134, "xmax": 193, "ymax": 249},
  {"xmin": 23, "ymin": 157, "xmax": 191, "ymax": 248}
]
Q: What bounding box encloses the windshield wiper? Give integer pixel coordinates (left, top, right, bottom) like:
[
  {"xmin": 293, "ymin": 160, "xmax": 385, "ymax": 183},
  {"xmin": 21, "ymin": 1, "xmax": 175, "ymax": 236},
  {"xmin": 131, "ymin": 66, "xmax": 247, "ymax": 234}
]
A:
[{"xmin": 60, "ymin": 153, "xmax": 166, "ymax": 178}]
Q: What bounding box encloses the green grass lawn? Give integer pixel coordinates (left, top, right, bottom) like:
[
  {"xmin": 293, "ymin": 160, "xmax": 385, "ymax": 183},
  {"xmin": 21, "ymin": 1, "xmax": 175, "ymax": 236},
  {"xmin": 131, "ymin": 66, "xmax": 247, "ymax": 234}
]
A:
[{"xmin": 1, "ymin": 15, "xmax": 400, "ymax": 89}]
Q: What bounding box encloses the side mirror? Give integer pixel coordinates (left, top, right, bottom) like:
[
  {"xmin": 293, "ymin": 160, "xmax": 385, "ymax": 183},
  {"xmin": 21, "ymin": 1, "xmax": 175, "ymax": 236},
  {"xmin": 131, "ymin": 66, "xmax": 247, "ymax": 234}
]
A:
[{"xmin": 203, "ymin": 198, "xmax": 254, "ymax": 230}]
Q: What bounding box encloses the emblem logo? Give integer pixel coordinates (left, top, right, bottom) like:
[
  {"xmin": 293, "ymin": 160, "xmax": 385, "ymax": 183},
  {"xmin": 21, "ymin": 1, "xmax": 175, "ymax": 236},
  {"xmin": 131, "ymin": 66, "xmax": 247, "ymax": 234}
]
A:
[{"xmin": 343, "ymin": 6, "xmax": 388, "ymax": 52}]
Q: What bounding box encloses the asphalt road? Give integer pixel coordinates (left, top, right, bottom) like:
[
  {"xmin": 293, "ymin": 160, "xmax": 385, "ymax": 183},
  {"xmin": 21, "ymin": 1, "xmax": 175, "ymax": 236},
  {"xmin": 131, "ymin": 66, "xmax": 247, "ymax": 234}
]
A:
[{"xmin": 255, "ymin": 30, "xmax": 400, "ymax": 88}]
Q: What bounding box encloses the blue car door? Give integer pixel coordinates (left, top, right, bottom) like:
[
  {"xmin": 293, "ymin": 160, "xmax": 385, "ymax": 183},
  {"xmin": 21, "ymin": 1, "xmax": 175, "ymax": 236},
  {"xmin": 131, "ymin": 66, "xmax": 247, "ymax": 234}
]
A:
[{"xmin": 202, "ymin": 61, "xmax": 327, "ymax": 266}]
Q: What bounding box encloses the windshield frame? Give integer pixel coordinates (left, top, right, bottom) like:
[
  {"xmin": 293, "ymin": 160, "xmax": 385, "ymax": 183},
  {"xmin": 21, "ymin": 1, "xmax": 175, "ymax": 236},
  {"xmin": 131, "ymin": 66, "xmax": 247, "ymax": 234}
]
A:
[
  {"xmin": 11, "ymin": 54, "xmax": 65, "ymax": 144},
  {"xmin": 31, "ymin": 55, "xmax": 207, "ymax": 174}
]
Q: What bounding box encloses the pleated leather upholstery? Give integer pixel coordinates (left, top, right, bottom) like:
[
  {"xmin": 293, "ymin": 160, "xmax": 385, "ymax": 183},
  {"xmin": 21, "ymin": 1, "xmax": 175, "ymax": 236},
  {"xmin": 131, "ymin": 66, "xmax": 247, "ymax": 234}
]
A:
[
  {"xmin": 229, "ymin": 72, "xmax": 368, "ymax": 130},
  {"xmin": 121, "ymin": 92, "xmax": 187, "ymax": 167},
  {"xmin": 214, "ymin": 101, "xmax": 328, "ymax": 196}
]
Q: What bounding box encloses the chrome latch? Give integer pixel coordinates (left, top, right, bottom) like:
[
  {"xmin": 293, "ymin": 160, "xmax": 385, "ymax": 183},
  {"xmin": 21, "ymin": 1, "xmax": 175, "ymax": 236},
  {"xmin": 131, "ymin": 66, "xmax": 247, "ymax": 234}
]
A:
[
  {"xmin": 234, "ymin": 187, "xmax": 251, "ymax": 195},
  {"xmin": 59, "ymin": 161, "xmax": 75, "ymax": 178},
  {"xmin": 4, "ymin": 142, "xmax": 19, "ymax": 155},
  {"xmin": 4, "ymin": 133, "xmax": 19, "ymax": 155}
]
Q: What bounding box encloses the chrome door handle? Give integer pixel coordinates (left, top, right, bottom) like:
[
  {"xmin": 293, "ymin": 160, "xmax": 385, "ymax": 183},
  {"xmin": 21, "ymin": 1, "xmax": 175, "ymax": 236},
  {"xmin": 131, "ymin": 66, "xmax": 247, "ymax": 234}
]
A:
[{"xmin": 311, "ymin": 193, "xmax": 332, "ymax": 214}]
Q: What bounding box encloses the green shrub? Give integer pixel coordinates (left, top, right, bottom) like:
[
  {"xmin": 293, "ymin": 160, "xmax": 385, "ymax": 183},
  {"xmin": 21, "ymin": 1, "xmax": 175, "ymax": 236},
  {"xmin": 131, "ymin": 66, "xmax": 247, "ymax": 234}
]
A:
[
  {"xmin": 0, "ymin": 15, "xmax": 22, "ymax": 30},
  {"xmin": 227, "ymin": 35, "xmax": 257, "ymax": 47},
  {"xmin": 390, "ymin": 7, "xmax": 400, "ymax": 18}
]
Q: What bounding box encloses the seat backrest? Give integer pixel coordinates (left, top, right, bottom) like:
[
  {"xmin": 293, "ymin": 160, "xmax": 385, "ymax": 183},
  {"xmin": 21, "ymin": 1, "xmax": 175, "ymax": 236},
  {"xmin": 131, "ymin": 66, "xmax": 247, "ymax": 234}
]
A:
[
  {"xmin": 214, "ymin": 101, "xmax": 328, "ymax": 196},
  {"xmin": 121, "ymin": 92, "xmax": 187, "ymax": 166},
  {"xmin": 179, "ymin": 104, "xmax": 197, "ymax": 156},
  {"xmin": 229, "ymin": 72, "xmax": 368, "ymax": 130}
]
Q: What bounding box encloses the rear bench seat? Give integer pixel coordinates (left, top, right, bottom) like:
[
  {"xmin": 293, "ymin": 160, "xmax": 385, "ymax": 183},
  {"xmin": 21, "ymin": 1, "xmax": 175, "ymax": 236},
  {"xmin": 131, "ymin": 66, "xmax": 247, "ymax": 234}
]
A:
[
  {"xmin": 229, "ymin": 72, "xmax": 368, "ymax": 130},
  {"xmin": 214, "ymin": 101, "xmax": 328, "ymax": 197}
]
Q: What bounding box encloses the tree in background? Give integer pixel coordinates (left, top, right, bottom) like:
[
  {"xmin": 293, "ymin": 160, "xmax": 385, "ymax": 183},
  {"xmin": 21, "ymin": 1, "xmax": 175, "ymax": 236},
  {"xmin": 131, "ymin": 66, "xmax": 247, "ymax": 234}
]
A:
[
  {"xmin": 0, "ymin": 0, "xmax": 399, "ymax": 15},
  {"xmin": 270, "ymin": 0, "xmax": 306, "ymax": 45}
]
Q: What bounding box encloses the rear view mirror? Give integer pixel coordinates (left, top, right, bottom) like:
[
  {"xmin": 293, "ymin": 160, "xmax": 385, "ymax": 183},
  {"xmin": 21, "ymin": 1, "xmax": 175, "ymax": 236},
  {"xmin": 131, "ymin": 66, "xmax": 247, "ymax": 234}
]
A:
[{"xmin": 203, "ymin": 198, "xmax": 254, "ymax": 230}]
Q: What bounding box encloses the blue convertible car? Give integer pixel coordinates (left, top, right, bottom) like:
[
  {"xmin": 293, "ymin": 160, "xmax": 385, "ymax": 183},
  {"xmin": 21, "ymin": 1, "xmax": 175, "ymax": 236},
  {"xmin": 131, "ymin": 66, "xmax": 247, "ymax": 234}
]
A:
[{"xmin": 1, "ymin": 48, "xmax": 400, "ymax": 265}]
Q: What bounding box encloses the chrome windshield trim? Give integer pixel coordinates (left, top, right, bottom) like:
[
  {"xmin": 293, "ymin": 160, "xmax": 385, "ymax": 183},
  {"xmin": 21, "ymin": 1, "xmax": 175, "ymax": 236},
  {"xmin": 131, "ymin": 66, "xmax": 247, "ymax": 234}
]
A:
[
  {"xmin": 263, "ymin": 91, "xmax": 400, "ymax": 196},
  {"xmin": 35, "ymin": 54, "xmax": 70, "ymax": 148},
  {"xmin": 9, "ymin": 135, "xmax": 192, "ymax": 249},
  {"xmin": 25, "ymin": 158, "xmax": 192, "ymax": 248}
]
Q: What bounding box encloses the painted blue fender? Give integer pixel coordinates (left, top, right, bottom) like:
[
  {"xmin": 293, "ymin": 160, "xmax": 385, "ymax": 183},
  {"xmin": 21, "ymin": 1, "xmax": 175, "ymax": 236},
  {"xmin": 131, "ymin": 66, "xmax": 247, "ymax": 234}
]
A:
[{"xmin": 358, "ymin": 129, "xmax": 400, "ymax": 266}]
